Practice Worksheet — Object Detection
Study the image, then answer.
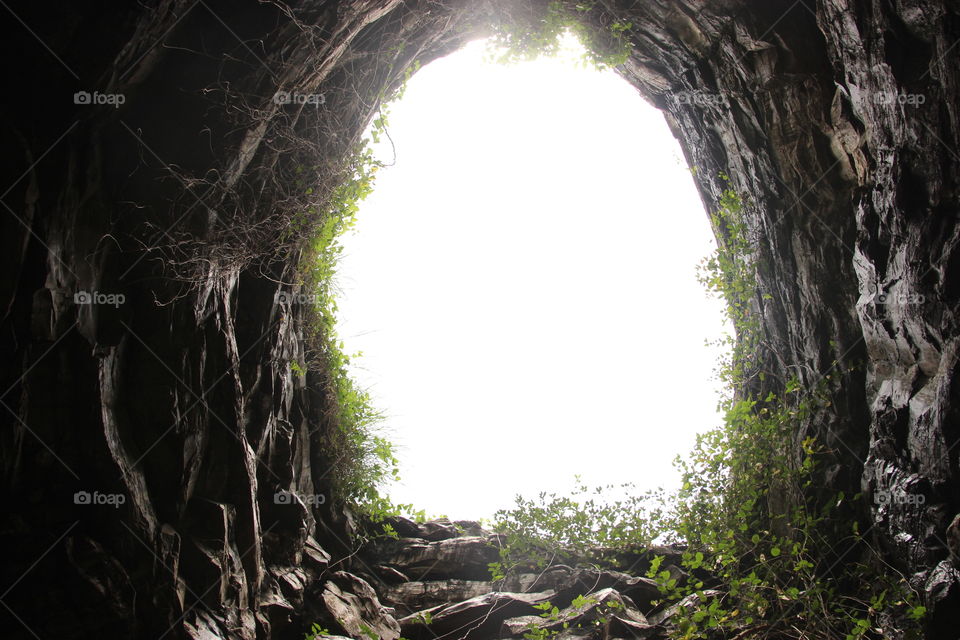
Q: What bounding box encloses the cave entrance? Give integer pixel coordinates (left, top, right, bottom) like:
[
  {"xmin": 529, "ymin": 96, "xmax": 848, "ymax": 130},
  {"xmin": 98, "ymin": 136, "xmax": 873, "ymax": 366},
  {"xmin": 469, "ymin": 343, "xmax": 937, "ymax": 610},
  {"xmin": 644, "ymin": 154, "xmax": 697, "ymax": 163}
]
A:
[{"xmin": 335, "ymin": 36, "xmax": 729, "ymax": 520}]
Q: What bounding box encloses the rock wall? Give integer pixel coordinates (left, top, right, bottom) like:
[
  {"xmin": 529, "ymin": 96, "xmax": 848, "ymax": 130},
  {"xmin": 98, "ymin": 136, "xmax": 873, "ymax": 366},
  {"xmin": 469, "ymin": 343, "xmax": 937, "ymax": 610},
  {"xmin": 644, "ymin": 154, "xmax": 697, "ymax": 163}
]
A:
[{"xmin": 1, "ymin": 0, "xmax": 959, "ymax": 638}]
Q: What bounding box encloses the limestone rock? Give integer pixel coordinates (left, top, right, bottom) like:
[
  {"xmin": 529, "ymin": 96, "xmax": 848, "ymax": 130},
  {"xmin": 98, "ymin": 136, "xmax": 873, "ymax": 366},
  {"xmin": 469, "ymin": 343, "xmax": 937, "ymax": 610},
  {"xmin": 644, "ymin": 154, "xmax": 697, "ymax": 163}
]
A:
[
  {"xmin": 552, "ymin": 568, "xmax": 663, "ymax": 612},
  {"xmin": 400, "ymin": 590, "xmax": 555, "ymax": 640},
  {"xmin": 321, "ymin": 572, "xmax": 401, "ymax": 640},
  {"xmin": 381, "ymin": 579, "xmax": 495, "ymax": 615},
  {"xmin": 646, "ymin": 590, "xmax": 723, "ymax": 627},
  {"xmin": 500, "ymin": 588, "xmax": 654, "ymax": 638},
  {"xmin": 363, "ymin": 535, "xmax": 501, "ymax": 581}
]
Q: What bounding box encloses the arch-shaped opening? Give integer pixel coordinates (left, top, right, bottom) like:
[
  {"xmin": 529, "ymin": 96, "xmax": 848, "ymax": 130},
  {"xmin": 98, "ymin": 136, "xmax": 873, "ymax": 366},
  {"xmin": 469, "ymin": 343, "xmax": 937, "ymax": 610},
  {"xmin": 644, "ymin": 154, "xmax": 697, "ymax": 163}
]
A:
[
  {"xmin": 333, "ymin": 36, "xmax": 729, "ymax": 519},
  {"xmin": 4, "ymin": 0, "xmax": 949, "ymax": 637}
]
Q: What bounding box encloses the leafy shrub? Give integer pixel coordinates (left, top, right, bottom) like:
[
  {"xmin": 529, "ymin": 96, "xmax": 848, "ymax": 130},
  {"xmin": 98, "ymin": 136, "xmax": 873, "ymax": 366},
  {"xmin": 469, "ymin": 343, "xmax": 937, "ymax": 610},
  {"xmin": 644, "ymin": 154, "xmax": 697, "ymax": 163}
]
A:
[
  {"xmin": 304, "ymin": 622, "xmax": 331, "ymax": 640},
  {"xmin": 487, "ymin": 0, "xmax": 632, "ymax": 68},
  {"xmin": 491, "ymin": 177, "xmax": 926, "ymax": 639},
  {"xmin": 489, "ymin": 478, "xmax": 663, "ymax": 580},
  {"xmin": 293, "ymin": 89, "xmax": 419, "ymax": 522},
  {"xmin": 294, "ymin": 123, "xmax": 398, "ymax": 515}
]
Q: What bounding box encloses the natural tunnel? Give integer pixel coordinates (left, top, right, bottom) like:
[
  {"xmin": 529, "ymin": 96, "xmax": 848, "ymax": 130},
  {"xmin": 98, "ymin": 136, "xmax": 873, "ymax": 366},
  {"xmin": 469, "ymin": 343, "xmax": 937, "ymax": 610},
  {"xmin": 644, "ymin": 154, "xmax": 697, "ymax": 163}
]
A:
[{"xmin": 0, "ymin": 1, "xmax": 959, "ymax": 639}]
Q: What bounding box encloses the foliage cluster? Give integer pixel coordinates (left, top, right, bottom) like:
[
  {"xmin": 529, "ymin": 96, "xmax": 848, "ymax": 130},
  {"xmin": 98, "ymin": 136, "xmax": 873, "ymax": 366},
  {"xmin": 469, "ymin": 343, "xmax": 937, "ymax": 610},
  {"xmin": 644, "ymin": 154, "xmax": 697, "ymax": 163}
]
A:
[
  {"xmin": 293, "ymin": 116, "xmax": 403, "ymax": 518},
  {"xmin": 487, "ymin": 0, "xmax": 633, "ymax": 68},
  {"xmin": 696, "ymin": 175, "xmax": 762, "ymax": 389},
  {"xmin": 292, "ymin": 79, "xmax": 419, "ymax": 522},
  {"xmin": 489, "ymin": 479, "xmax": 661, "ymax": 581},
  {"xmin": 491, "ymin": 179, "xmax": 926, "ymax": 639},
  {"xmin": 521, "ymin": 596, "xmax": 623, "ymax": 640}
]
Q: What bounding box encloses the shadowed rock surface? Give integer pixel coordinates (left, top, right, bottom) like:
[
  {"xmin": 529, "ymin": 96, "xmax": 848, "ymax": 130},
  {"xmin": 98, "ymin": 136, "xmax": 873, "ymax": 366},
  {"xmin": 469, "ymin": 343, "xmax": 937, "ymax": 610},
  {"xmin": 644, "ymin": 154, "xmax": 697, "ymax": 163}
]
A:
[{"xmin": 1, "ymin": 0, "xmax": 960, "ymax": 638}]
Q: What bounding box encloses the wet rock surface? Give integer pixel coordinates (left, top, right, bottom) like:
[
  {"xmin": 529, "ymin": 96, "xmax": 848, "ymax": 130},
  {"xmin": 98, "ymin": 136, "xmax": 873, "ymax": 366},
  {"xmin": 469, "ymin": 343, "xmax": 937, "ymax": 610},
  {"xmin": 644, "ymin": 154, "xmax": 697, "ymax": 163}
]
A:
[{"xmin": 1, "ymin": 0, "xmax": 959, "ymax": 638}]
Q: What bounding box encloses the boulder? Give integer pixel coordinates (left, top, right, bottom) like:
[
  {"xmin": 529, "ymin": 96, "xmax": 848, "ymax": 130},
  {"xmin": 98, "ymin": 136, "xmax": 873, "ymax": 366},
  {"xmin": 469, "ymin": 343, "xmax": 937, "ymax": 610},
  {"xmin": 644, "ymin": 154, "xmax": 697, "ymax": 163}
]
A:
[
  {"xmin": 383, "ymin": 517, "xmax": 491, "ymax": 542},
  {"xmin": 401, "ymin": 590, "xmax": 554, "ymax": 640},
  {"xmin": 500, "ymin": 565, "xmax": 575, "ymax": 594},
  {"xmin": 321, "ymin": 571, "xmax": 401, "ymax": 640},
  {"xmin": 501, "ymin": 587, "xmax": 653, "ymax": 638},
  {"xmin": 553, "ymin": 568, "xmax": 663, "ymax": 612},
  {"xmin": 381, "ymin": 579, "xmax": 495, "ymax": 615},
  {"xmin": 646, "ymin": 589, "xmax": 723, "ymax": 626},
  {"xmin": 304, "ymin": 536, "xmax": 333, "ymax": 571},
  {"xmin": 371, "ymin": 565, "xmax": 411, "ymax": 585},
  {"xmin": 364, "ymin": 535, "xmax": 501, "ymax": 581}
]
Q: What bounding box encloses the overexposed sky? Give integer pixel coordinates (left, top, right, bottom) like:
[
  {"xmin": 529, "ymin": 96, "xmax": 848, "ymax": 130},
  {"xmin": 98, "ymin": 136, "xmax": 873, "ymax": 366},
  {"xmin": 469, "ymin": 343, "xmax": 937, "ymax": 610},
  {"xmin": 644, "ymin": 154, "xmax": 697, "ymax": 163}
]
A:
[{"xmin": 334, "ymin": 36, "xmax": 730, "ymax": 521}]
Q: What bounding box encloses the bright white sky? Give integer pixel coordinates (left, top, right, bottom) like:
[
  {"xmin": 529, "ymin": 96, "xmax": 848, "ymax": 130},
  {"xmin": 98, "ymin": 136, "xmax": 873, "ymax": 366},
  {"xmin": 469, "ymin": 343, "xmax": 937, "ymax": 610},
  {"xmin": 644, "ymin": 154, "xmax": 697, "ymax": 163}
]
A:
[{"xmin": 334, "ymin": 36, "xmax": 730, "ymax": 522}]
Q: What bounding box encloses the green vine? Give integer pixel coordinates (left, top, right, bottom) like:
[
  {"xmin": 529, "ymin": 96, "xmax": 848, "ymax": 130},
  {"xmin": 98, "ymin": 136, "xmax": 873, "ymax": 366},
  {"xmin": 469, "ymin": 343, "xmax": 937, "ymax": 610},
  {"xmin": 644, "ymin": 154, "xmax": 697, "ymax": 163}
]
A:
[{"xmin": 293, "ymin": 67, "xmax": 424, "ymax": 522}]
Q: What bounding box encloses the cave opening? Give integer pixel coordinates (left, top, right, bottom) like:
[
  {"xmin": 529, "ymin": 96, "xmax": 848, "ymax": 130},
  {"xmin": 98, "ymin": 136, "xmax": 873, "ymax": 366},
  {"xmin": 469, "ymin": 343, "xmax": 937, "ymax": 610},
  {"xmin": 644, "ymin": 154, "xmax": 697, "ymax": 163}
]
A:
[
  {"xmin": 4, "ymin": 1, "xmax": 958, "ymax": 637},
  {"xmin": 331, "ymin": 35, "xmax": 730, "ymax": 520}
]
